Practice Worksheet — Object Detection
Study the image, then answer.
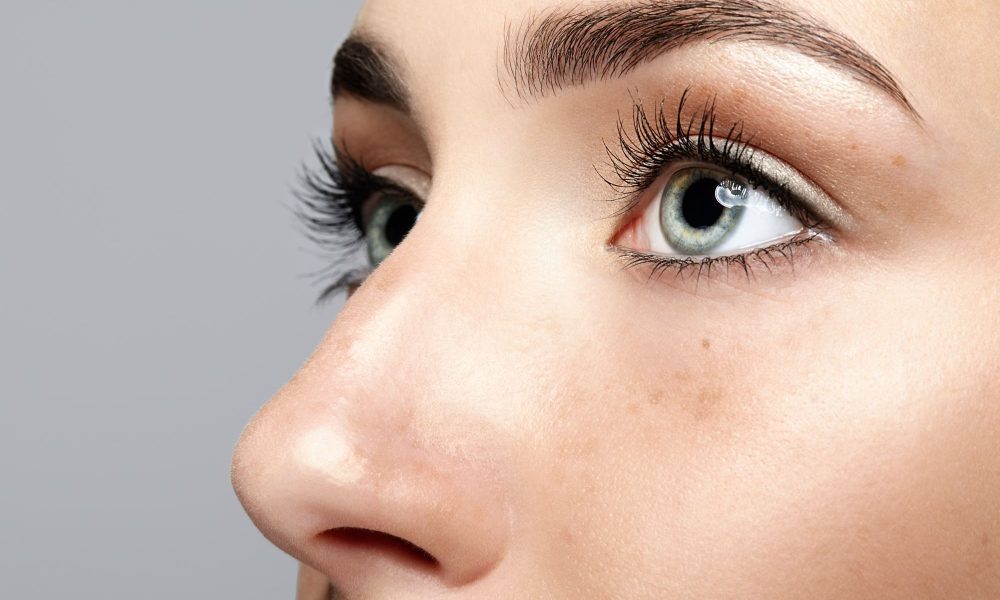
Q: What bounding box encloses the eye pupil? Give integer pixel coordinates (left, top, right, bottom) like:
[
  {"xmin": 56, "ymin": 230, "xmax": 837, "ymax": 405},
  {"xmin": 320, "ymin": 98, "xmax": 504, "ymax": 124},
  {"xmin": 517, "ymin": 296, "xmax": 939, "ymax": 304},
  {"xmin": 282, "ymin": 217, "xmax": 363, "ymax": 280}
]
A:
[
  {"xmin": 384, "ymin": 203, "xmax": 418, "ymax": 247},
  {"xmin": 680, "ymin": 177, "xmax": 724, "ymax": 229}
]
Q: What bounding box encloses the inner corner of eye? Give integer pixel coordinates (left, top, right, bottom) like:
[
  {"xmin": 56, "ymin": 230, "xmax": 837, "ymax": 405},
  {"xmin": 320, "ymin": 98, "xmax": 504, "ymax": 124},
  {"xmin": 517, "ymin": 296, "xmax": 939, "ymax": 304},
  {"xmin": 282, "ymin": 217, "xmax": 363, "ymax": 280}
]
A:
[{"xmin": 612, "ymin": 210, "xmax": 649, "ymax": 249}]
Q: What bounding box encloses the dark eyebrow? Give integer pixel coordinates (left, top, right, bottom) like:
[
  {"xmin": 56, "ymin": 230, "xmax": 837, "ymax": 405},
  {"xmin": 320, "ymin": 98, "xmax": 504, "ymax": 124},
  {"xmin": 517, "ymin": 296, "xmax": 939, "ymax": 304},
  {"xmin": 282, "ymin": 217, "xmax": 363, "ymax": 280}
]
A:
[
  {"xmin": 331, "ymin": 34, "xmax": 410, "ymax": 113},
  {"xmin": 502, "ymin": 0, "xmax": 917, "ymax": 119}
]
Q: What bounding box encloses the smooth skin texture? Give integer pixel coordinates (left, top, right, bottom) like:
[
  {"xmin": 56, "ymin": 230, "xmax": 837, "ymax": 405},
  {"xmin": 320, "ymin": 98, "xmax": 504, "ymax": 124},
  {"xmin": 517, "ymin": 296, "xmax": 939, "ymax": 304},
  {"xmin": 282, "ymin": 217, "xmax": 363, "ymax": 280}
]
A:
[{"xmin": 232, "ymin": 0, "xmax": 1000, "ymax": 597}]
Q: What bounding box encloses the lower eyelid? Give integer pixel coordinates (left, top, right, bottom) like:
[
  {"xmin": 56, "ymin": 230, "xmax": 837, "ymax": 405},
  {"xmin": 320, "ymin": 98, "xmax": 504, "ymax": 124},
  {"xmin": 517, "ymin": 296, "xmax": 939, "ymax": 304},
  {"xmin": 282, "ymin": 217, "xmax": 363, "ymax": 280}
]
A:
[{"xmin": 609, "ymin": 228, "xmax": 832, "ymax": 288}]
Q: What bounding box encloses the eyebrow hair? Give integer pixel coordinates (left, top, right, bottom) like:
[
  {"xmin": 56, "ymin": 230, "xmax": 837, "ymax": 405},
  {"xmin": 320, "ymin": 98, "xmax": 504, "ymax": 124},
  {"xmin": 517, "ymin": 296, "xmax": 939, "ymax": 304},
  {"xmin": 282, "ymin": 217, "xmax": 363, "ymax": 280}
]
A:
[
  {"xmin": 502, "ymin": 0, "xmax": 917, "ymax": 118},
  {"xmin": 331, "ymin": 35, "xmax": 410, "ymax": 113}
]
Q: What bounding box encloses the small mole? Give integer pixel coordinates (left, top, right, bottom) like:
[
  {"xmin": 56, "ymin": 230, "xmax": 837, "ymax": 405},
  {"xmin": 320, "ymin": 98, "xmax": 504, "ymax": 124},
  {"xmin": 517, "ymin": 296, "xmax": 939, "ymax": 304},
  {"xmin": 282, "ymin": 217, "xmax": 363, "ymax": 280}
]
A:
[
  {"xmin": 702, "ymin": 338, "xmax": 711, "ymax": 350},
  {"xmin": 850, "ymin": 143, "xmax": 859, "ymax": 151},
  {"xmin": 982, "ymin": 532, "xmax": 990, "ymax": 547},
  {"xmin": 892, "ymin": 155, "xmax": 906, "ymax": 167}
]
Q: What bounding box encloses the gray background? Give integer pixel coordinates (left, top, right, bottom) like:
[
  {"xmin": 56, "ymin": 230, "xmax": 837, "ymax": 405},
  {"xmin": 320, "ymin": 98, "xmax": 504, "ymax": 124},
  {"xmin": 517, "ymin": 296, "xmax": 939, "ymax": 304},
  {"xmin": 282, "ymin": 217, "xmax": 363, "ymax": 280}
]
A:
[{"xmin": 1, "ymin": 2, "xmax": 363, "ymax": 597}]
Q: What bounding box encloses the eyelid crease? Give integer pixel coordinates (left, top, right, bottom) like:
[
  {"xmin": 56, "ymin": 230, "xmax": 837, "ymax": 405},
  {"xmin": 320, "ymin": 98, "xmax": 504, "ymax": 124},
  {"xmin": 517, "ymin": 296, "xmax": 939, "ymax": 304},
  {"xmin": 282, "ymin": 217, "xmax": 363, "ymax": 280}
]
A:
[{"xmin": 371, "ymin": 164, "xmax": 431, "ymax": 202}]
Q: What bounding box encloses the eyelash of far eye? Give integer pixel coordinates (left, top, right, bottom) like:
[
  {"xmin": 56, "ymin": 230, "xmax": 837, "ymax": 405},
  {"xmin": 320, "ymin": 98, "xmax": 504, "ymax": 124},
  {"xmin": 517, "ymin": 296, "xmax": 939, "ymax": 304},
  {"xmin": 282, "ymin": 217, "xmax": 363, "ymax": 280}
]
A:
[
  {"xmin": 295, "ymin": 142, "xmax": 414, "ymax": 301},
  {"xmin": 602, "ymin": 88, "xmax": 829, "ymax": 281}
]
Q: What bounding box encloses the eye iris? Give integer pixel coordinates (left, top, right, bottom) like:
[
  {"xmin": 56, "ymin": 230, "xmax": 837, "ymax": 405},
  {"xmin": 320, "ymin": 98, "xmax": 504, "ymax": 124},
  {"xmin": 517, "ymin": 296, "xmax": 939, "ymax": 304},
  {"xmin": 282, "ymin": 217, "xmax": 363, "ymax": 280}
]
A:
[
  {"xmin": 660, "ymin": 168, "xmax": 744, "ymax": 255},
  {"xmin": 366, "ymin": 196, "xmax": 421, "ymax": 267}
]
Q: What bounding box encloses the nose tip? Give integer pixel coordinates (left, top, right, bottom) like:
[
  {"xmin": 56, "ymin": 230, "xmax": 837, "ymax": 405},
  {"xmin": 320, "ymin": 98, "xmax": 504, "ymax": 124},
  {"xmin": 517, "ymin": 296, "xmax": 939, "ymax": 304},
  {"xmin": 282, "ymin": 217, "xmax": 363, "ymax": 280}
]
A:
[{"xmin": 232, "ymin": 397, "xmax": 510, "ymax": 590}]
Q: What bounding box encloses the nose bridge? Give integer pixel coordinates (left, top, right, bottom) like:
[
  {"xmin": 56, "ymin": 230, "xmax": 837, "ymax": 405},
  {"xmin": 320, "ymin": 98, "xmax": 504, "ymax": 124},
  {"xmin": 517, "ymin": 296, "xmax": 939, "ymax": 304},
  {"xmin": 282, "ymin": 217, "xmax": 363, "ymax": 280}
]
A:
[{"xmin": 233, "ymin": 239, "xmax": 517, "ymax": 589}]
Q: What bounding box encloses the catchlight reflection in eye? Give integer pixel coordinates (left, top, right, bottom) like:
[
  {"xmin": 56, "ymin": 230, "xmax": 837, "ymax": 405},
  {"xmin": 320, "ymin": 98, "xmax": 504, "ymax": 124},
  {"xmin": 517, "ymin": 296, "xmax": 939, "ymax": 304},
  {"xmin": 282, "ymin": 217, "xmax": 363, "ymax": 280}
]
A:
[{"xmin": 631, "ymin": 165, "xmax": 804, "ymax": 257}]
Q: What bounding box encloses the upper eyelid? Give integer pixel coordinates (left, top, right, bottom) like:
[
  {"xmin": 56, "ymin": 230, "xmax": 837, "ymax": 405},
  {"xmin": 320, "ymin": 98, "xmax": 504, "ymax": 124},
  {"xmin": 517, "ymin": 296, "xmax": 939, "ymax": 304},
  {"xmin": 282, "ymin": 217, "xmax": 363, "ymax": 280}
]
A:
[
  {"xmin": 724, "ymin": 145, "xmax": 849, "ymax": 229},
  {"xmin": 332, "ymin": 142, "xmax": 430, "ymax": 199},
  {"xmin": 334, "ymin": 154, "xmax": 416, "ymax": 200},
  {"xmin": 370, "ymin": 164, "xmax": 431, "ymax": 201},
  {"xmin": 604, "ymin": 94, "xmax": 852, "ymax": 231},
  {"xmin": 626, "ymin": 139, "xmax": 850, "ymax": 237},
  {"xmin": 337, "ymin": 93, "xmax": 848, "ymax": 231}
]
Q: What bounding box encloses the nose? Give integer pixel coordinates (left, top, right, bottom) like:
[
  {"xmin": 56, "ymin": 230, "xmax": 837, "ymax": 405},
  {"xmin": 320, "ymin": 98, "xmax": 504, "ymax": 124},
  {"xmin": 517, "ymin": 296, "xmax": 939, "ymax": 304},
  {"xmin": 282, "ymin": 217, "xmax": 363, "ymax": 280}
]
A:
[{"xmin": 231, "ymin": 265, "xmax": 512, "ymax": 592}]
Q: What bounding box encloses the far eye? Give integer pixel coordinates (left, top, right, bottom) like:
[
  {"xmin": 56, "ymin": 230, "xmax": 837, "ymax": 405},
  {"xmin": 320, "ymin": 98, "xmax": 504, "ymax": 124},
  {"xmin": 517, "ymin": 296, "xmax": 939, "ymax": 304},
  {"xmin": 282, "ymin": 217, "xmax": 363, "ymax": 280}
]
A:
[
  {"xmin": 364, "ymin": 193, "xmax": 422, "ymax": 267},
  {"xmin": 617, "ymin": 164, "xmax": 803, "ymax": 257}
]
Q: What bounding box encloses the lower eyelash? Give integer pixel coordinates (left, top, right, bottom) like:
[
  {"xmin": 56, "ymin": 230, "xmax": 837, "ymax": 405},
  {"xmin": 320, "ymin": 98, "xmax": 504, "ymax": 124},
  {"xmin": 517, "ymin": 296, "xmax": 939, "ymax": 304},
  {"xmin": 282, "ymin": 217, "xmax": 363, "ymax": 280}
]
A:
[{"xmin": 610, "ymin": 229, "xmax": 829, "ymax": 284}]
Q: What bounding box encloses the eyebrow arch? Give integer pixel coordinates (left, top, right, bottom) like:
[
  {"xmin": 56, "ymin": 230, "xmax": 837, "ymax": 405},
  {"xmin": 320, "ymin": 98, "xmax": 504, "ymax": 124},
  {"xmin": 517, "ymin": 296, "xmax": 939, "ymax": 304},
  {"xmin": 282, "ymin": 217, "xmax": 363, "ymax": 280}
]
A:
[
  {"xmin": 502, "ymin": 0, "xmax": 918, "ymax": 119},
  {"xmin": 331, "ymin": 34, "xmax": 410, "ymax": 113}
]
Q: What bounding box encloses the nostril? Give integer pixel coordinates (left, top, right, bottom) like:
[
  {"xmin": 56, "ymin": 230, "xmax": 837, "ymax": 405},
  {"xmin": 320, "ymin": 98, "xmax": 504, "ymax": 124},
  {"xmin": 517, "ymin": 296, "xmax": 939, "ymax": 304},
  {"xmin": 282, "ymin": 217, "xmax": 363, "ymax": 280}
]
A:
[{"xmin": 319, "ymin": 527, "xmax": 440, "ymax": 572}]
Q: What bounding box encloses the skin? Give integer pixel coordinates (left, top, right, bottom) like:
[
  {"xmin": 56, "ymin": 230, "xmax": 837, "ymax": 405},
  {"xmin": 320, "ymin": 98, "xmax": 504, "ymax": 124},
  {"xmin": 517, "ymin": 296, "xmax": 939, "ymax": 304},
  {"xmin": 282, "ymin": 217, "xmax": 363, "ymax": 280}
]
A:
[{"xmin": 231, "ymin": 0, "xmax": 1000, "ymax": 598}]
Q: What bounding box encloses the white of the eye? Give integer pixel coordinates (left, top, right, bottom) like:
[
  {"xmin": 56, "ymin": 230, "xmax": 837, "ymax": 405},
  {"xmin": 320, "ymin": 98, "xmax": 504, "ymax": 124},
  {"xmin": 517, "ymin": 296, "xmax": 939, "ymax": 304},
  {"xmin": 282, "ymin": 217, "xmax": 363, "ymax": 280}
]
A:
[
  {"xmin": 714, "ymin": 196, "xmax": 801, "ymax": 254},
  {"xmin": 643, "ymin": 179, "xmax": 803, "ymax": 256}
]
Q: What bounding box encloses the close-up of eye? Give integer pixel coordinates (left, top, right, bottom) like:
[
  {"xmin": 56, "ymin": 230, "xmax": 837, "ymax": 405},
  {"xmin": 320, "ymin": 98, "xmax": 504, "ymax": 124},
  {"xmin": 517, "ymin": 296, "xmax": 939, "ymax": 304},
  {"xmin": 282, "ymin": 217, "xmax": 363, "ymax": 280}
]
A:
[
  {"xmin": 616, "ymin": 164, "xmax": 807, "ymax": 257},
  {"xmin": 603, "ymin": 96, "xmax": 845, "ymax": 279},
  {"xmin": 298, "ymin": 146, "xmax": 428, "ymax": 297}
]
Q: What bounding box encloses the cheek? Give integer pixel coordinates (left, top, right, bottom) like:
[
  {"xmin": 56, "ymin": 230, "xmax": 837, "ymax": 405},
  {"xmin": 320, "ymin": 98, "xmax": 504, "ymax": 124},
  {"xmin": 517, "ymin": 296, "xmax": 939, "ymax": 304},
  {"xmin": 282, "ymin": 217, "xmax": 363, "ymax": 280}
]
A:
[{"xmin": 521, "ymin": 265, "xmax": 1000, "ymax": 597}]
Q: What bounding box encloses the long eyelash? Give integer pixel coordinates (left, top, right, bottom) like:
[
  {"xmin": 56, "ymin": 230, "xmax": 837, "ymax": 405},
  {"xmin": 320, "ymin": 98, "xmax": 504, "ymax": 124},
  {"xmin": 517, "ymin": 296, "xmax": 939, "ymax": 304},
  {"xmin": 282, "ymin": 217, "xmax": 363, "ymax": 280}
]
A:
[
  {"xmin": 604, "ymin": 88, "xmax": 816, "ymax": 226},
  {"xmin": 294, "ymin": 141, "xmax": 385, "ymax": 302},
  {"xmin": 603, "ymin": 88, "xmax": 827, "ymax": 282},
  {"xmin": 297, "ymin": 141, "xmax": 365, "ymax": 248}
]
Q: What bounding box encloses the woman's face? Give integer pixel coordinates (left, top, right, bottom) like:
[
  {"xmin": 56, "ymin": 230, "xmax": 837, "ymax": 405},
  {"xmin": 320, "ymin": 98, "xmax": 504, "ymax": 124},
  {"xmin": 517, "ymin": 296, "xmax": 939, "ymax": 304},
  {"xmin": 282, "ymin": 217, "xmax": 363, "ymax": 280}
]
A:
[{"xmin": 232, "ymin": 0, "xmax": 1000, "ymax": 597}]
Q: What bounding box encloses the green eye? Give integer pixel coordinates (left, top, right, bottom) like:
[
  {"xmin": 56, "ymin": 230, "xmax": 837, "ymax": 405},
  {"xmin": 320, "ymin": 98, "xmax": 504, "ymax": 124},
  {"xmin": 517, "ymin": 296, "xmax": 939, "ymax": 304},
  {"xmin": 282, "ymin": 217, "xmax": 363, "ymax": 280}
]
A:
[
  {"xmin": 659, "ymin": 167, "xmax": 744, "ymax": 255},
  {"xmin": 365, "ymin": 194, "xmax": 422, "ymax": 267}
]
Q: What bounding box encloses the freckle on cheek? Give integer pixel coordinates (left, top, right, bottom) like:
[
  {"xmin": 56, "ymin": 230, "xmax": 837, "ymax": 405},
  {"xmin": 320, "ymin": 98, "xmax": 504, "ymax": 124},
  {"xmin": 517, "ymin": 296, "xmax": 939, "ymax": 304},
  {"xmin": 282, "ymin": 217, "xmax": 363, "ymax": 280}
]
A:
[
  {"xmin": 701, "ymin": 338, "xmax": 711, "ymax": 350},
  {"xmin": 892, "ymin": 154, "xmax": 906, "ymax": 167},
  {"xmin": 678, "ymin": 387, "xmax": 721, "ymax": 422}
]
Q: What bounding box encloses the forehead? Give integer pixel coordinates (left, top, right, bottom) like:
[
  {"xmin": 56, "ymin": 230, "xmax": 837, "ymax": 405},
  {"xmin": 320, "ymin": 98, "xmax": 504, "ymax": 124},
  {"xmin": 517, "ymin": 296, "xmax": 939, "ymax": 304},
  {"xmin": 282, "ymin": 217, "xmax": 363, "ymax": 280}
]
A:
[{"xmin": 353, "ymin": 0, "xmax": 520, "ymax": 102}]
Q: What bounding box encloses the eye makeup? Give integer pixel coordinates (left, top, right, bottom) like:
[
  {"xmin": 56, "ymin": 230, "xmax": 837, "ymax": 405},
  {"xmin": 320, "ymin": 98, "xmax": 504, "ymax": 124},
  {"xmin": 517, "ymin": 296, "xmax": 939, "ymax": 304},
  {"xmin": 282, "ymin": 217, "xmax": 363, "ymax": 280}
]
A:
[
  {"xmin": 603, "ymin": 89, "xmax": 847, "ymax": 283},
  {"xmin": 299, "ymin": 89, "xmax": 849, "ymax": 298},
  {"xmin": 296, "ymin": 143, "xmax": 423, "ymax": 301}
]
